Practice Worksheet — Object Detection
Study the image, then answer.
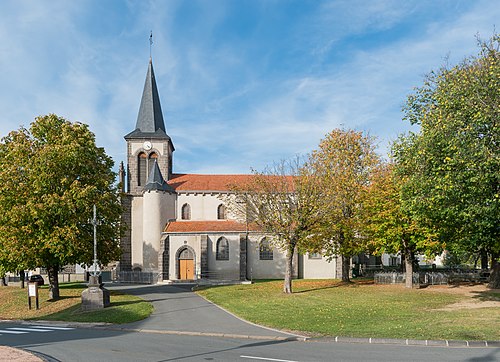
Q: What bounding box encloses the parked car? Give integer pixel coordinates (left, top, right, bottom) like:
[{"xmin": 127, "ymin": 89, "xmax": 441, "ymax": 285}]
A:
[{"xmin": 29, "ymin": 274, "xmax": 44, "ymax": 286}]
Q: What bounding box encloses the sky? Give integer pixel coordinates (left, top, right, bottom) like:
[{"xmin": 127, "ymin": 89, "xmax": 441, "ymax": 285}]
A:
[{"xmin": 0, "ymin": 0, "xmax": 498, "ymax": 174}]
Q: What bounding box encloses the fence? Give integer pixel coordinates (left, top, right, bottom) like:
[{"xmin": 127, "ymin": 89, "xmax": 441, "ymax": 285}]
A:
[
  {"xmin": 374, "ymin": 270, "xmax": 487, "ymax": 285},
  {"xmin": 114, "ymin": 271, "xmax": 157, "ymax": 284},
  {"xmin": 4, "ymin": 273, "xmax": 85, "ymax": 285},
  {"xmin": 202, "ymin": 270, "xmax": 240, "ymax": 281}
]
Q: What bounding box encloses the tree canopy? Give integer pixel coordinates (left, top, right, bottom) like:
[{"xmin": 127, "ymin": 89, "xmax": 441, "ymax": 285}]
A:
[
  {"xmin": 0, "ymin": 114, "xmax": 122, "ymax": 299},
  {"xmin": 226, "ymin": 158, "xmax": 323, "ymax": 293},
  {"xmin": 308, "ymin": 128, "xmax": 380, "ymax": 282},
  {"xmin": 360, "ymin": 163, "xmax": 440, "ymax": 287},
  {"xmin": 393, "ymin": 34, "xmax": 499, "ymax": 269}
]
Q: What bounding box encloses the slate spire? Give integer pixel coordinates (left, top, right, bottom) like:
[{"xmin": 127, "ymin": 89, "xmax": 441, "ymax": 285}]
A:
[
  {"xmin": 125, "ymin": 59, "xmax": 171, "ymax": 140},
  {"xmin": 144, "ymin": 160, "xmax": 175, "ymax": 192}
]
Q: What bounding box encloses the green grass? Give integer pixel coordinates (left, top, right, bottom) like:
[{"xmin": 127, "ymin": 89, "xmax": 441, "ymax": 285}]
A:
[
  {"xmin": 0, "ymin": 282, "xmax": 153, "ymax": 324},
  {"xmin": 197, "ymin": 280, "xmax": 500, "ymax": 341}
]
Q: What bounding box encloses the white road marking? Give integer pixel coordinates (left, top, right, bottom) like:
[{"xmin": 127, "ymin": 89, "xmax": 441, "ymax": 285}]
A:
[
  {"xmin": 240, "ymin": 355, "xmax": 300, "ymax": 362},
  {"xmin": 31, "ymin": 325, "xmax": 74, "ymax": 330},
  {"xmin": 0, "ymin": 329, "xmax": 28, "ymax": 334},
  {"xmin": 8, "ymin": 327, "xmax": 53, "ymax": 332}
]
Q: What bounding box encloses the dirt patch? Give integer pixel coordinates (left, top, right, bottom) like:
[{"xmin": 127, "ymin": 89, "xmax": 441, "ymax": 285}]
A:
[
  {"xmin": 423, "ymin": 284, "xmax": 500, "ymax": 311},
  {"xmin": 0, "ymin": 346, "xmax": 43, "ymax": 362}
]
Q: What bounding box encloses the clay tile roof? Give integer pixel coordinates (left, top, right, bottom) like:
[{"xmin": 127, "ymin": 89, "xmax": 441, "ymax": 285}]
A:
[
  {"xmin": 165, "ymin": 220, "xmax": 260, "ymax": 233},
  {"xmin": 167, "ymin": 174, "xmax": 254, "ymax": 191}
]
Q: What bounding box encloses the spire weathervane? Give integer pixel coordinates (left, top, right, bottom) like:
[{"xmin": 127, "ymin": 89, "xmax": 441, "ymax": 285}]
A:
[{"xmin": 149, "ymin": 31, "xmax": 153, "ymax": 59}]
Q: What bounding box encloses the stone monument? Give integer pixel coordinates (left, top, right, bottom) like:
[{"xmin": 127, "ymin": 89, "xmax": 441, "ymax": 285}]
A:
[{"xmin": 81, "ymin": 205, "xmax": 110, "ymax": 310}]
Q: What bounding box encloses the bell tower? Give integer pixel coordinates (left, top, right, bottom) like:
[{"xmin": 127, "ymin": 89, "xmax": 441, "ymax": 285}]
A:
[
  {"xmin": 120, "ymin": 57, "xmax": 177, "ymax": 273},
  {"xmin": 124, "ymin": 58, "xmax": 174, "ymax": 195}
]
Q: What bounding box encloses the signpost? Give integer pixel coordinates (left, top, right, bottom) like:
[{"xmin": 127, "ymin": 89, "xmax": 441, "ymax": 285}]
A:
[{"xmin": 28, "ymin": 282, "xmax": 39, "ymax": 310}]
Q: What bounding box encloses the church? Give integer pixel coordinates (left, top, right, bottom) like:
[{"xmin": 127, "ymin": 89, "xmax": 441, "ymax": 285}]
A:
[{"xmin": 118, "ymin": 59, "xmax": 344, "ymax": 283}]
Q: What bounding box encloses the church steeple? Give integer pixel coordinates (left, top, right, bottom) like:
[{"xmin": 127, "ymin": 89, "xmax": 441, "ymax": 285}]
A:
[
  {"xmin": 124, "ymin": 59, "xmax": 172, "ymax": 141},
  {"xmin": 125, "ymin": 57, "xmax": 175, "ymax": 195}
]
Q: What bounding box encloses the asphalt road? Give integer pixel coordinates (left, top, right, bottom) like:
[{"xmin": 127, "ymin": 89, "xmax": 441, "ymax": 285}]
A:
[
  {"xmin": 0, "ymin": 322, "xmax": 498, "ymax": 362},
  {"xmin": 1, "ymin": 283, "xmax": 498, "ymax": 361}
]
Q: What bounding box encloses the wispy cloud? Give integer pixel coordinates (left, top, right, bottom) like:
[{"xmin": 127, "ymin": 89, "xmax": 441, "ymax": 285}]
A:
[{"xmin": 0, "ymin": 0, "xmax": 498, "ymax": 174}]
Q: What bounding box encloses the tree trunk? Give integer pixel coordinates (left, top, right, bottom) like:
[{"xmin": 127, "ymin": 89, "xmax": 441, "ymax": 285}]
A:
[
  {"xmin": 480, "ymin": 250, "xmax": 489, "ymax": 269},
  {"xmin": 488, "ymin": 256, "xmax": 500, "ymax": 289},
  {"xmin": 283, "ymin": 247, "xmax": 294, "ymax": 294},
  {"xmin": 47, "ymin": 265, "xmax": 60, "ymax": 300},
  {"xmin": 341, "ymin": 254, "xmax": 351, "ymax": 283},
  {"xmin": 19, "ymin": 270, "xmax": 25, "ymax": 289},
  {"xmin": 404, "ymin": 251, "xmax": 414, "ymax": 288},
  {"xmin": 491, "ymin": 252, "xmax": 499, "ymax": 269}
]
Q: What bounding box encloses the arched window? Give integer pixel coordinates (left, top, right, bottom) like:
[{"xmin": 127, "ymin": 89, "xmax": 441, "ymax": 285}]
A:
[
  {"xmin": 217, "ymin": 204, "xmax": 227, "ymax": 220},
  {"xmin": 259, "ymin": 238, "xmax": 273, "ymax": 260},
  {"xmin": 181, "ymin": 203, "xmax": 191, "ymax": 220},
  {"xmin": 148, "ymin": 152, "xmax": 158, "ymax": 175},
  {"xmin": 216, "ymin": 237, "xmax": 229, "ymax": 260},
  {"xmin": 138, "ymin": 152, "xmax": 147, "ymax": 186}
]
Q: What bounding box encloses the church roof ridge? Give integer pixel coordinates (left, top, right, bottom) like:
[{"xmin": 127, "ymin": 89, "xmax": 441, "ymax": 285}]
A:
[
  {"xmin": 167, "ymin": 173, "xmax": 254, "ymax": 192},
  {"xmin": 170, "ymin": 172, "xmax": 252, "ymax": 177},
  {"xmin": 165, "ymin": 220, "xmax": 261, "ymax": 233}
]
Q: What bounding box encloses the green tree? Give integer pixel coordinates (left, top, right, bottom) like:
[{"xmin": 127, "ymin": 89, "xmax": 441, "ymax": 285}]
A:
[
  {"xmin": 361, "ymin": 163, "xmax": 440, "ymax": 288},
  {"xmin": 0, "ymin": 265, "xmax": 6, "ymax": 287},
  {"xmin": 226, "ymin": 158, "xmax": 323, "ymax": 293},
  {"xmin": 0, "ymin": 114, "xmax": 122, "ymax": 299},
  {"xmin": 393, "ymin": 35, "xmax": 499, "ymax": 271},
  {"xmin": 308, "ymin": 129, "xmax": 380, "ymax": 282}
]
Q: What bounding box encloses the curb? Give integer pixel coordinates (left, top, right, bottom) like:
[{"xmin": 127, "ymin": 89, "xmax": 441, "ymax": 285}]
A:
[
  {"xmin": 98, "ymin": 326, "xmax": 304, "ymax": 341},
  {"xmin": 306, "ymin": 336, "xmax": 500, "ymax": 348},
  {"xmin": 1, "ymin": 320, "xmax": 499, "ymax": 348},
  {"xmin": 194, "ymin": 290, "xmax": 306, "ymax": 340}
]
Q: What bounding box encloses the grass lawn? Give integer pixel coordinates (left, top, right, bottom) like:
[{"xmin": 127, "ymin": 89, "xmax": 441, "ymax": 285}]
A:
[
  {"xmin": 197, "ymin": 279, "xmax": 500, "ymax": 341},
  {"xmin": 0, "ymin": 282, "xmax": 153, "ymax": 324}
]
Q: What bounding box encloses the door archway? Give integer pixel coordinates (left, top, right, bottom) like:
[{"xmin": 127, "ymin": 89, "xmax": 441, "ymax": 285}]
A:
[{"xmin": 177, "ymin": 246, "xmax": 195, "ymax": 280}]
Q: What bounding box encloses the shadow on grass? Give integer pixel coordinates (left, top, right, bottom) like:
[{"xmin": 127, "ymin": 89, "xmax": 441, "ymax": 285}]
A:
[
  {"xmin": 46, "ymin": 295, "xmax": 80, "ymax": 302},
  {"xmin": 109, "ymin": 299, "xmax": 145, "ymax": 307},
  {"xmin": 24, "ymin": 287, "xmax": 153, "ymax": 324},
  {"xmin": 470, "ymin": 290, "xmax": 500, "ymax": 302},
  {"xmin": 294, "ymin": 284, "xmax": 345, "ymax": 294},
  {"xmin": 294, "ymin": 279, "xmax": 373, "ymax": 294}
]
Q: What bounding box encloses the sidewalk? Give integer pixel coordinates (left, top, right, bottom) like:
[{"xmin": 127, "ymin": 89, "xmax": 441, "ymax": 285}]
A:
[{"xmin": 0, "ymin": 346, "xmax": 43, "ymax": 362}]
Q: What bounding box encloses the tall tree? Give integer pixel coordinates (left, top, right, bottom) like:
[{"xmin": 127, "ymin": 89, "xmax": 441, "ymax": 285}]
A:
[
  {"xmin": 308, "ymin": 128, "xmax": 380, "ymax": 282},
  {"xmin": 361, "ymin": 163, "xmax": 440, "ymax": 288},
  {"xmin": 226, "ymin": 158, "xmax": 323, "ymax": 294},
  {"xmin": 393, "ymin": 34, "xmax": 499, "ymax": 271},
  {"xmin": 0, "ymin": 114, "xmax": 122, "ymax": 299}
]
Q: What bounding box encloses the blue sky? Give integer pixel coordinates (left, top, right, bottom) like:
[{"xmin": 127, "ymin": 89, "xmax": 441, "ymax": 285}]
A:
[{"xmin": 0, "ymin": 0, "xmax": 498, "ymax": 174}]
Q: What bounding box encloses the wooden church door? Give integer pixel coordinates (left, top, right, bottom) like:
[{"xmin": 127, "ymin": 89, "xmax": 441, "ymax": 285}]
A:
[{"xmin": 179, "ymin": 248, "xmax": 194, "ymax": 280}]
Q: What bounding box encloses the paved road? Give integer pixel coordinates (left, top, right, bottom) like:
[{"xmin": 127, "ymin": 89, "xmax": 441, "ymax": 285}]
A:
[
  {"xmin": 106, "ymin": 283, "xmax": 297, "ymax": 339},
  {"xmin": 0, "ymin": 321, "xmax": 498, "ymax": 362}
]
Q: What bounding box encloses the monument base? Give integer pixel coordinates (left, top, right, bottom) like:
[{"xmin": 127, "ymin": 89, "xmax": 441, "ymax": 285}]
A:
[{"xmin": 81, "ymin": 276, "xmax": 110, "ymax": 310}]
